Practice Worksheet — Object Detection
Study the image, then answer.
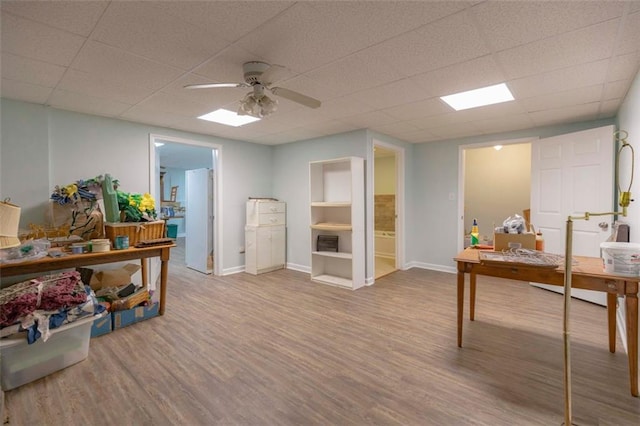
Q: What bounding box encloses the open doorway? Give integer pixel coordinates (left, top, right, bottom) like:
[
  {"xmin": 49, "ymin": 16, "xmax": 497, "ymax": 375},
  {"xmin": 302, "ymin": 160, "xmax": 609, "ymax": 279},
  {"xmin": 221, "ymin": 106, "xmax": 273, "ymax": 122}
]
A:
[
  {"xmin": 457, "ymin": 138, "xmax": 534, "ymax": 253},
  {"xmin": 373, "ymin": 142, "xmax": 403, "ymax": 279},
  {"xmin": 149, "ymin": 134, "xmax": 221, "ymax": 276}
]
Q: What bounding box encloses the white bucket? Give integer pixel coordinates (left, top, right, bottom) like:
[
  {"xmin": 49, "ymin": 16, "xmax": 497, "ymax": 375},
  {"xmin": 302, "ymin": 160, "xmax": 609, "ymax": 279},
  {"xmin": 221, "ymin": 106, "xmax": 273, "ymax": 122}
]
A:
[{"xmin": 600, "ymin": 242, "xmax": 640, "ymax": 277}]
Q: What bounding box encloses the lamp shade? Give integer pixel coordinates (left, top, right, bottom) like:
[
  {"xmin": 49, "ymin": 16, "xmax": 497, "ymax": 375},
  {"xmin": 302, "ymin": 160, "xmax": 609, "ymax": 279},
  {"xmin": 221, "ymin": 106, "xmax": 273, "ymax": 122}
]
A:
[{"xmin": 0, "ymin": 200, "xmax": 21, "ymax": 249}]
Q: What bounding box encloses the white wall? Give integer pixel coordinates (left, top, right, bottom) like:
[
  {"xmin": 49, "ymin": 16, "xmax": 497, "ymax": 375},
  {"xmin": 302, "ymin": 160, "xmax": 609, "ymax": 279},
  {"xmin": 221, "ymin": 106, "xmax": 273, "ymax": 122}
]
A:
[
  {"xmin": 0, "ymin": 98, "xmax": 272, "ymax": 274},
  {"xmin": 616, "ymin": 69, "xmax": 640, "ymax": 243},
  {"xmin": 464, "ymin": 143, "xmax": 531, "ymax": 240}
]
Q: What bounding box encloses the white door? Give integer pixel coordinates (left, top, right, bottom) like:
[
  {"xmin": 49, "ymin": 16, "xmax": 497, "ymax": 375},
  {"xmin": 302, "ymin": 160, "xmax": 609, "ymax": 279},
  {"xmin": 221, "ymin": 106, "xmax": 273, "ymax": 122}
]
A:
[
  {"xmin": 186, "ymin": 168, "xmax": 212, "ymax": 274},
  {"xmin": 530, "ymin": 125, "xmax": 614, "ymax": 305}
]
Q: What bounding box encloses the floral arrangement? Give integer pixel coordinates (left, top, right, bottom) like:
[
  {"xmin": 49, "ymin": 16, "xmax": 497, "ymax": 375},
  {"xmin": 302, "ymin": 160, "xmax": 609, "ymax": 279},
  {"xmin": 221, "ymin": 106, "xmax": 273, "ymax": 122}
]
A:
[
  {"xmin": 116, "ymin": 191, "xmax": 157, "ymax": 222},
  {"xmin": 51, "ymin": 175, "xmax": 157, "ymax": 222},
  {"xmin": 50, "ymin": 176, "xmax": 105, "ymax": 205}
]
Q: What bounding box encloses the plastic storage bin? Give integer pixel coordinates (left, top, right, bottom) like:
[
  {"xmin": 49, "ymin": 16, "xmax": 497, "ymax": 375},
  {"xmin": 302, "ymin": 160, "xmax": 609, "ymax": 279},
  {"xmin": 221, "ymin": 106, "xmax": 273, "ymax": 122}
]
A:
[
  {"xmin": 0, "ymin": 313, "xmax": 101, "ymax": 390},
  {"xmin": 167, "ymin": 223, "xmax": 178, "ymax": 239},
  {"xmin": 600, "ymin": 242, "xmax": 640, "ymax": 277}
]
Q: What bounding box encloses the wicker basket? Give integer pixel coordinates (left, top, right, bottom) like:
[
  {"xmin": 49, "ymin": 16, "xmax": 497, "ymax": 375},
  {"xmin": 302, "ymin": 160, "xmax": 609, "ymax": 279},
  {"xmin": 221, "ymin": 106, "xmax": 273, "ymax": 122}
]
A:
[{"xmin": 104, "ymin": 220, "xmax": 165, "ymax": 247}]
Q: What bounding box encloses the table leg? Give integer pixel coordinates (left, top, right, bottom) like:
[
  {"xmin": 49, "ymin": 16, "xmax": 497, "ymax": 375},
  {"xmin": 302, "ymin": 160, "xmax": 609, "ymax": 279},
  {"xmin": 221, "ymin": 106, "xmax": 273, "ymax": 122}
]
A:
[
  {"xmin": 626, "ymin": 294, "xmax": 638, "ymax": 397},
  {"xmin": 140, "ymin": 258, "xmax": 148, "ymax": 288},
  {"xmin": 159, "ymin": 247, "xmax": 170, "ymax": 316},
  {"xmin": 457, "ymin": 264, "xmax": 465, "ymax": 348},
  {"xmin": 607, "ymin": 293, "xmax": 617, "ymax": 353},
  {"xmin": 470, "ymin": 272, "xmax": 476, "ymax": 322}
]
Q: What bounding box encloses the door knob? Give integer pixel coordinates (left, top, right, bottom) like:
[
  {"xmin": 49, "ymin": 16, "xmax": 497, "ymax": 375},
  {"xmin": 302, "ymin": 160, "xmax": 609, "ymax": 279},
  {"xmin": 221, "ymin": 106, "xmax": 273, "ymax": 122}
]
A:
[{"xmin": 598, "ymin": 222, "xmax": 609, "ymax": 230}]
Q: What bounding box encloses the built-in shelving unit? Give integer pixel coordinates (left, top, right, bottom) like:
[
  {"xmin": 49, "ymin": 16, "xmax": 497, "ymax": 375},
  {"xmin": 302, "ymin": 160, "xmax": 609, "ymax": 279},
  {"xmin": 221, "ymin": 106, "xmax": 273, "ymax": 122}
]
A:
[{"xmin": 309, "ymin": 157, "xmax": 364, "ymax": 289}]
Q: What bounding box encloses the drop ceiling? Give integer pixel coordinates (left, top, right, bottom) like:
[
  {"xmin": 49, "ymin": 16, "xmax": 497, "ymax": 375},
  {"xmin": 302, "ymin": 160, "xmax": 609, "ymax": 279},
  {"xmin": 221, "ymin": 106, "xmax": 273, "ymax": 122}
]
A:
[{"xmin": 2, "ymin": 1, "xmax": 639, "ymax": 145}]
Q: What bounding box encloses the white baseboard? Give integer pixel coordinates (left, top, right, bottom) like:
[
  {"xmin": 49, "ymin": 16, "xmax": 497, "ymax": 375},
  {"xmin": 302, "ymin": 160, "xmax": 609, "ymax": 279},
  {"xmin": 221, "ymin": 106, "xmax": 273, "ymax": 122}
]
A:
[
  {"xmin": 405, "ymin": 261, "xmax": 457, "ymax": 274},
  {"xmin": 286, "ymin": 263, "xmax": 310, "ymax": 274},
  {"xmin": 222, "ymin": 265, "xmax": 245, "ymax": 275}
]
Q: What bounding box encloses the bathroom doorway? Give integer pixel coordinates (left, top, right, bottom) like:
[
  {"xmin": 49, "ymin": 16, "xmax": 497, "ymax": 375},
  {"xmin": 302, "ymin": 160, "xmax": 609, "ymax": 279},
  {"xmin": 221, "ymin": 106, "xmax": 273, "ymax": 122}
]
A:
[{"xmin": 373, "ymin": 145, "xmax": 398, "ymax": 279}]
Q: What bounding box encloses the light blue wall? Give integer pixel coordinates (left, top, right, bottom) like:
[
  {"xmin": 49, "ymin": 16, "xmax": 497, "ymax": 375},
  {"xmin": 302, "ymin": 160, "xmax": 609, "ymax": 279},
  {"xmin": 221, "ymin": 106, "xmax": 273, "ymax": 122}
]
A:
[
  {"xmin": 163, "ymin": 167, "xmax": 186, "ymax": 235},
  {"xmin": 272, "ymin": 130, "xmax": 368, "ymax": 271},
  {"xmin": 0, "ymin": 98, "xmax": 272, "ymax": 273},
  {"xmin": 411, "ymin": 118, "xmax": 615, "ymax": 270}
]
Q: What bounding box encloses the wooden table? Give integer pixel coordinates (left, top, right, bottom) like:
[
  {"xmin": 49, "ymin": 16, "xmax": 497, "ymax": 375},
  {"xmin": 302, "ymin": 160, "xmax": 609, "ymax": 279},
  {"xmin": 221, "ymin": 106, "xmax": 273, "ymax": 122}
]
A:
[
  {"xmin": 0, "ymin": 244, "xmax": 175, "ymax": 315},
  {"xmin": 454, "ymin": 248, "xmax": 639, "ymax": 397}
]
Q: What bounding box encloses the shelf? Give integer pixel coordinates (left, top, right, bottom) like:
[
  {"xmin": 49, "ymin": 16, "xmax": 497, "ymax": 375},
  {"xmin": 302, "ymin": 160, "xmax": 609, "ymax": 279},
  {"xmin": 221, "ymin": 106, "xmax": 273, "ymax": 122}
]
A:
[
  {"xmin": 312, "ymin": 251, "xmax": 352, "ymax": 259},
  {"xmin": 311, "ymin": 274, "xmax": 353, "ymax": 288},
  {"xmin": 311, "ymin": 223, "xmax": 352, "ymax": 231},
  {"xmin": 161, "ymin": 215, "xmax": 184, "ymax": 220},
  {"xmin": 311, "ymin": 202, "xmax": 351, "ymax": 207}
]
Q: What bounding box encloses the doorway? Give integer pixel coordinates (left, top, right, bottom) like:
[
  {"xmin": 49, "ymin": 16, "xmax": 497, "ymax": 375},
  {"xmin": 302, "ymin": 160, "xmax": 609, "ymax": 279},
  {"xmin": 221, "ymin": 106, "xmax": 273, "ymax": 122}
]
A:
[
  {"xmin": 373, "ymin": 143, "xmax": 401, "ymax": 279},
  {"xmin": 149, "ymin": 134, "xmax": 221, "ymax": 276}
]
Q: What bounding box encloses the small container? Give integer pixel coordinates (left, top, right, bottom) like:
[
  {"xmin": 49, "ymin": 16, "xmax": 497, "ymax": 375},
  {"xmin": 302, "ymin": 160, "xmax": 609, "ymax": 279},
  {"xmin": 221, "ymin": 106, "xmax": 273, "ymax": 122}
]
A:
[
  {"xmin": 114, "ymin": 235, "xmax": 129, "ymax": 250},
  {"xmin": 71, "ymin": 242, "xmax": 88, "ymax": 254},
  {"xmin": 91, "ymin": 239, "xmax": 111, "ymax": 252},
  {"xmin": 535, "ymin": 231, "xmax": 544, "ymax": 251}
]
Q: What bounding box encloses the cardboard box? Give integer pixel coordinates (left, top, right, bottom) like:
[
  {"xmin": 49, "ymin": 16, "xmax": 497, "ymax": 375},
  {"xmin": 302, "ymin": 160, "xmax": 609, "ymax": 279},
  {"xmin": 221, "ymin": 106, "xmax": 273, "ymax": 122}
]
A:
[
  {"xmin": 493, "ymin": 233, "xmax": 536, "ymax": 251},
  {"xmin": 90, "ymin": 312, "xmax": 112, "ymax": 338},
  {"xmin": 112, "ymin": 303, "xmax": 159, "ymax": 330}
]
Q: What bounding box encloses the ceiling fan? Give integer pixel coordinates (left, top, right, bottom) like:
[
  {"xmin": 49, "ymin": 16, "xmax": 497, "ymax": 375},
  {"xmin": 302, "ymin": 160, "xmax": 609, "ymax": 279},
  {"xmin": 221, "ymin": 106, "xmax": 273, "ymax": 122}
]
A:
[{"xmin": 184, "ymin": 61, "xmax": 321, "ymax": 118}]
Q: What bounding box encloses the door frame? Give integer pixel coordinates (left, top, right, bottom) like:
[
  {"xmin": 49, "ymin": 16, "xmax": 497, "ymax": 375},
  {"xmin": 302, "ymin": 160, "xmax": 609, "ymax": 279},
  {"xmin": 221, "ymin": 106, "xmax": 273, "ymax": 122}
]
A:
[
  {"xmin": 149, "ymin": 134, "xmax": 222, "ymax": 276},
  {"xmin": 457, "ymin": 137, "xmax": 538, "ymax": 253},
  {"xmin": 370, "ymin": 139, "xmax": 405, "ymax": 284}
]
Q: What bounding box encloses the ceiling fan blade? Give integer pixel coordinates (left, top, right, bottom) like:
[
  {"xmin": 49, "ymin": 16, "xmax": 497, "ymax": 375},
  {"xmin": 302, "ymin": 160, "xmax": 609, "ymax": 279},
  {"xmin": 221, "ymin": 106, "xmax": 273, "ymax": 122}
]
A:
[
  {"xmin": 184, "ymin": 82, "xmax": 249, "ymax": 89},
  {"xmin": 270, "ymin": 87, "xmax": 321, "ymax": 109}
]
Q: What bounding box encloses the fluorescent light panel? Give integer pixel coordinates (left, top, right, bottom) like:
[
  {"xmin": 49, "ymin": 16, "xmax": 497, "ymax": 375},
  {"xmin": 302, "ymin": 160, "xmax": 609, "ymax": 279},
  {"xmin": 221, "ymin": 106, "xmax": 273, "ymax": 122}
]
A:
[
  {"xmin": 440, "ymin": 83, "xmax": 514, "ymax": 111},
  {"xmin": 198, "ymin": 109, "xmax": 260, "ymax": 127}
]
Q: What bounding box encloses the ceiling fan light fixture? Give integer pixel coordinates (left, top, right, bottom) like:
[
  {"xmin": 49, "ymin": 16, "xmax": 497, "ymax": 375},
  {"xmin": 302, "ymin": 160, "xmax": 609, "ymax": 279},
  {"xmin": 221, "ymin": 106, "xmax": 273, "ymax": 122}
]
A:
[{"xmin": 238, "ymin": 91, "xmax": 278, "ymax": 118}]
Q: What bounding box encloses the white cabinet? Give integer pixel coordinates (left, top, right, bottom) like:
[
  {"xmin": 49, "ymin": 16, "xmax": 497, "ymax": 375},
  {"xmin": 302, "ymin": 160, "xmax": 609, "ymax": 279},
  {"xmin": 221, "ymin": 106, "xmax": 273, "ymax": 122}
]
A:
[
  {"xmin": 245, "ymin": 200, "xmax": 286, "ymax": 275},
  {"xmin": 309, "ymin": 157, "xmax": 364, "ymax": 289}
]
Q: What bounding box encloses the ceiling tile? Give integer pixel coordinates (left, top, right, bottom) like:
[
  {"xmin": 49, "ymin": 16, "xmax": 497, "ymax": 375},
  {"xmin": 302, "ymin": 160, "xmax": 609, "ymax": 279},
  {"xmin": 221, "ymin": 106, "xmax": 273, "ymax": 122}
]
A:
[
  {"xmin": 151, "ymin": 1, "xmax": 293, "ymax": 43},
  {"xmin": 0, "ymin": 79, "xmax": 52, "ymax": 104},
  {"xmin": 1, "ymin": 53, "xmax": 66, "ymax": 88},
  {"xmin": 410, "ymin": 55, "xmax": 507, "ymax": 98},
  {"xmin": 608, "ymin": 52, "xmax": 640, "ymax": 81},
  {"xmin": 308, "ymin": 1, "xmax": 469, "ymax": 48},
  {"xmin": 616, "ymin": 11, "xmax": 640, "ymax": 55},
  {"xmin": 509, "ymin": 60, "xmax": 609, "ymax": 99},
  {"xmin": 57, "ymin": 69, "xmax": 154, "ymax": 105},
  {"xmin": 392, "ymin": 128, "xmax": 439, "ymax": 143},
  {"xmin": 1, "ymin": 13, "xmax": 85, "ymax": 66},
  {"xmin": 370, "ymin": 121, "xmax": 422, "ymax": 136},
  {"xmin": 272, "ymin": 75, "xmax": 343, "ymax": 103},
  {"xmin": 120, "ymin": 107, "xmax": 184, "ymax": 129},
  {"xmin": 48, "ymin": 89, "xmax": 132, "ymax": 117},
  {"xmin": 336, "ymin": 78, "xmax": 430, "ymax": 113},
  {"xmin": 235, "ymin": 3, "xmax": 366, "ymax": 74},
  {"xmin": 520, "ymin": 85, "xmax": 603, "ymax": 112},
  {"xmin": 191, "ymin": 47, "xmax": 271, "ymax": 83},
  {"xmin": 301, "ymin": 120, "xmax": 360, "ymax": 137},
  {"xmin": 599, "ymin": 99, "xmax": 622, "ymax": 117},
  {"xmin": 428, "ymin": 121, "xmax": 484, "ymax": 139},
  {"xmin": 91, "ymin": 2, "xmax": 229, "ymax": 71},
  {"xmin": 1, "ymin": 1, "xmax": 108, "ymax": 36},
  {"xmin": 471, "ymin": 1, "xmax": 625, "ymax": 51},
  {"xmin": 304, "ymin": 50, "xmax": 401, "ymax": 96},
  {"xmin": 529, "ymin": 103, "xmax": 600, "ymax": 127},
  {"xmin": 133, "ymin": 92, "xmax": 212, "ymax": 118},
  {"xmin": 603, "ymin": 80, "xmax": 632, "ymax": 100},
  {"xmin": 382, "ymin": 98, "xmax": 451, "ymax": 121},
  {"xmin": 498, "ymin": 20, "xmax": 619, "ymax": 79},
  {"xmin": 473, "ymin": 113, "xmax": 536, "ymax": 134},
  {"xmin": 341, "ymin": 111, "xmax": 397, "ymax": 129},
  {"xmin": 367, "ymin": 10, "xmax": 490, "ymax": 78},
  {"xmin": 69, "ymin": 41, "xmax": 183, "ymax": 92}
]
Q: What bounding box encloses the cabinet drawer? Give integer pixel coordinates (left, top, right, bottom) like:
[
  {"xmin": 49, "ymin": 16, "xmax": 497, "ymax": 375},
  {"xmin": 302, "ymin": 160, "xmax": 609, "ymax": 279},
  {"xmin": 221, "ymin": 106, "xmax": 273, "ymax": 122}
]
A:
[
  {"xmin": 258, "ymin": 202, "xmax": 286, "ymax": 214},
  {"xmin": 257, "ymin": 213, "xmax": 285, "ymax": 225}
]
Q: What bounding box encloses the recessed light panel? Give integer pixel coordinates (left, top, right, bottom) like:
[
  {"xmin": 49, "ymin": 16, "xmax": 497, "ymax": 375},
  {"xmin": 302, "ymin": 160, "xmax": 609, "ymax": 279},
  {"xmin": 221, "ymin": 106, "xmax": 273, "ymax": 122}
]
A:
[
  {"xmin": 440, "ymin": 83, "xmax": 514, "ymax": 111},
  {"xmin": 198, "ymin": 109, "xmax": 260, "ymax": 127}
]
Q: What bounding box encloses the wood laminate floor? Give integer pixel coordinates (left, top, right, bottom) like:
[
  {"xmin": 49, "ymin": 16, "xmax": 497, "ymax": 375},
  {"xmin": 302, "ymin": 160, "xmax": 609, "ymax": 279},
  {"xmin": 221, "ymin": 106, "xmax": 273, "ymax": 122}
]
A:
[{"xmin": 4, "ymin": 256, "xmax": 640, "ymax": 425}]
